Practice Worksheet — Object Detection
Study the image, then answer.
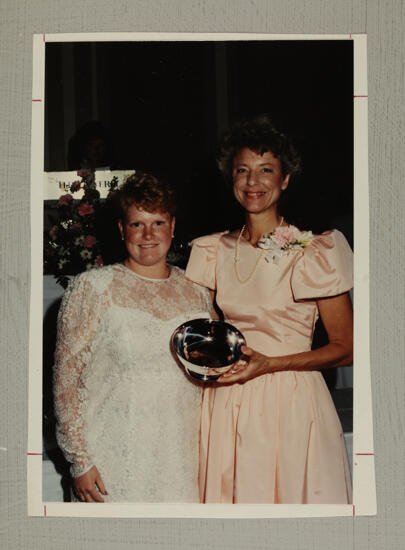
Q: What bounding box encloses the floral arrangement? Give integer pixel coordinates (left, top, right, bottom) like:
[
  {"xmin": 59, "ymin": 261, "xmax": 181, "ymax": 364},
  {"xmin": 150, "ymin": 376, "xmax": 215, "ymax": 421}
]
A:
[
  {"xmin": 257, "ymin": 225, "xmax": 314, "ymax": 264},
  {"xmin": 44, "ymin": 169, "xmax": 118, "ymax": 288}
]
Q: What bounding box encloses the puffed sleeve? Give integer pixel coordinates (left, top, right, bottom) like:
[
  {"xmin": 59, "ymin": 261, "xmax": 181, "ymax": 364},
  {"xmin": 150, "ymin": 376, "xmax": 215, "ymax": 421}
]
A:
[
  {"xmin": 185, "ymin": 232, "xmax": 226, "ymax": 290},
  {"xmin": 291, "ymin": 229, "xmax": 353, "ymax": 300},
  {"xmin": 53, "ymin": 269, "xmax": 111, "ymax": 478}
]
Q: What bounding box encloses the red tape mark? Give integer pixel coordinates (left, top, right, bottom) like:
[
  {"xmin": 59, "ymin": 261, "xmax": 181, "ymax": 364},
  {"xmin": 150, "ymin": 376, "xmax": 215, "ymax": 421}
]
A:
[
  {"xmin": 353, "ymin": 505, "xmax": 356, "ymax": 516},
  {"xmin": 354, "ymin": 95, "xmax": 368, "ymax": 98},
  {"xmin": 355, "ymin": 453, "xmax": 374, "ymax": 455},
  {"xmin": 44, "ymin": 505, "xmax": 47, "ymax": 517},
  {"xmin": 43, "ymin": 33, "xmax": 45, "ymax": 42},
  {"xmin": 27, "ymin": 452, "xmax": 43, "ymax": 456},
  {"xmin": 32, "ymin": 99, "xmax": 42, "ymax": 102}
]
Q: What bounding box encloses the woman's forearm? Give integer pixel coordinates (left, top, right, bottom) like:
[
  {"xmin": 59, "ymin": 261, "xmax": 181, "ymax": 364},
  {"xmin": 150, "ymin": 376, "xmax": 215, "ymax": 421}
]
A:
[
  {"xmin": 219, "ymin": 293, "xmax": 353, "ymax": 383},
  {"xmin": 266, "ymin": 339, "xmax": 353, "ymax": 373},
  {"xmin": 220, "ymin": 340, "xmax": 352, "ymax": 383},
  {"xmin": 274, "ymin": 293, "xmax": 353, "ymax": 372}
]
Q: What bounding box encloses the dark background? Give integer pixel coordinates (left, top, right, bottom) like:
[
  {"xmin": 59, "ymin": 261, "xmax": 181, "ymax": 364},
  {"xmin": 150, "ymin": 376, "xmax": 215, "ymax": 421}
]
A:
[
  {"xmin": 45, "ymin": 40, "xmax": 353, "ymax": 244},
  {"xmin": 43, "ymin": 41, "xmax": 354, "ymax": 480}
]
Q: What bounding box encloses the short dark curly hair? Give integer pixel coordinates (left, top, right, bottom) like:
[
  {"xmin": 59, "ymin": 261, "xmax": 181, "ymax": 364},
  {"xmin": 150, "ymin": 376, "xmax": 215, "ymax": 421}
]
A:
[
  {"xmin": 115, "ymin": 172, "xmax": 177, "ymax": 221},
  {"xmin": 217, "ymin": 114, "xmax": 301, "ymax": 181}
]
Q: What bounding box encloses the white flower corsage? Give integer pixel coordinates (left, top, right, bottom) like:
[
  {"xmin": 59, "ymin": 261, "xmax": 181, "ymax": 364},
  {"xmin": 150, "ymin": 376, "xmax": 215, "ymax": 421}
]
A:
[{"xmin": 257, "ymin": 225, "xmax": 314, "ymax": 264}]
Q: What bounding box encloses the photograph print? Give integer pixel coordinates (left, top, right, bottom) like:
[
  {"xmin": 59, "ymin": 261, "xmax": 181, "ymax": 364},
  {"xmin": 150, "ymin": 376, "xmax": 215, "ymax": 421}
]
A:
[{"xmin": 28, "ymin": 34, "xmax": 374, "ymax": 517}]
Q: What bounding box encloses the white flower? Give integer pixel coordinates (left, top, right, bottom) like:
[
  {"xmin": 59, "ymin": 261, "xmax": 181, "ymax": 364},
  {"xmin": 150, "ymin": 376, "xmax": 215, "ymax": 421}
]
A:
[
  {"xmin": 264, "ymin": 248, "xmax": 285, "ymax": 264},
  {"xmin": 257, "ymin": 225, "xmax": 314, "ymax": 264},
  {"xmin": 80, "ymin": 249, "xmax": 92, "ymax": 259},
  {"xmin": 257, "ymin": 235, "xmax": 273, "ymax": 248},
  {"xmin": 296, "ymin": 230, "xmax": 313, "ymax": 247}
]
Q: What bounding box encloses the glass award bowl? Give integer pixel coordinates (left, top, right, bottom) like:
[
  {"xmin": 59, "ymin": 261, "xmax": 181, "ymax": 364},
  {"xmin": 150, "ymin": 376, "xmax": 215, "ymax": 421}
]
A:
[{"xmin": 171, "ymin": 318, "xmax": 246, "ymax": 382}]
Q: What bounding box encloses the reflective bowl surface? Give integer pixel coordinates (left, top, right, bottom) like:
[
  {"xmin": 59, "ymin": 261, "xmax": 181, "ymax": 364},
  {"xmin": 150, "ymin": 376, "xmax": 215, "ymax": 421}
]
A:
[{"xmin": 171, "ymin": 318, "xmax": 246, "ymax": 382}]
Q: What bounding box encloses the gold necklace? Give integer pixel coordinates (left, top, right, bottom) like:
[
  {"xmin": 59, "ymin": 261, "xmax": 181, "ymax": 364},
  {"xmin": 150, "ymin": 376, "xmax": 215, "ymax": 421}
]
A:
[{"xmin": 234, "ymin": 217, "xmax": 284, "ymax": 284}]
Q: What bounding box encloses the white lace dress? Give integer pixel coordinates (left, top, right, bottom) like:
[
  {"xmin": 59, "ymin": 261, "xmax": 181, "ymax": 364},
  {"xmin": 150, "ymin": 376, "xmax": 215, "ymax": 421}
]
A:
[{"xmin": 54, "ymin": 263, "xmax": 212, "ymax": 502}]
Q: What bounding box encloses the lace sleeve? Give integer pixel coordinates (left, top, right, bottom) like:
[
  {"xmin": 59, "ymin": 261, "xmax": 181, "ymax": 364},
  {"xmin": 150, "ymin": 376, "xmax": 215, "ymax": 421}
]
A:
[
  {"xmin": 202, "ymin": 286, "xmax": 215, "ymax": 317},
  {"xmin": 53, "ymin": 270, "xmax": 111, "ymax": 478}
]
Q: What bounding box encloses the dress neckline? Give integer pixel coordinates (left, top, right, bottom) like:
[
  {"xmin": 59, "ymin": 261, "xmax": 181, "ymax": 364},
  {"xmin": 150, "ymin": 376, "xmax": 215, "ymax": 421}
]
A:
[
  {"xmin": 229, "ymin": 229, "xmax": 261, "ymax": 250},
  {"xmin": 117, "ymin": 262, "xmax": 175, "ymax": 282},
  {"xmin": 231, "ymin": 225, "xmax": 293, "ymax": 250}
]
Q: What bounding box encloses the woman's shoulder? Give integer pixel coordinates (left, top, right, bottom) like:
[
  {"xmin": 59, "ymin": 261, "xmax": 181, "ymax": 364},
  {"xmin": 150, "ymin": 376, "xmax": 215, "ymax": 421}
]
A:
[
  {"xmin": 171, "ymin": 265, "xmax": 211, "ymax": 294},
  {"xmin": 313, "ymin": 228, "xmax": 350, "ymax": 242},
  {"xmin": 305, "ymin": 228, "xmax": 352, "ymax": 255},
  {"xmin": 186, "ymin": 232, "xmax": 231, "ymax": 290},
  {"xmin": 169, "ymin": 265, "xmax": 186, "ymax": 279},
  {"xmin": 69, "ymin": 265, "xmax": 115, "ymax": 294},
  {"xmin": 191, "ymin": 230, "xmax": 230, "ymax": 249},
  {"xmin": 291, "ymin": 228, "xmax": 353, "ymax": 300},
  {"xmin": 295, "ymin": 228, "xmax": 353, "ymax": 270}
]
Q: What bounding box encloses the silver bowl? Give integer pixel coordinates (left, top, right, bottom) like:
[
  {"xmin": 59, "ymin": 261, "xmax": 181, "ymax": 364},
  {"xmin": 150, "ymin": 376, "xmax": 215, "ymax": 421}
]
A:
[{"xmin": 171, "ymin": 318, "xmax": 246, "ymax": 382}]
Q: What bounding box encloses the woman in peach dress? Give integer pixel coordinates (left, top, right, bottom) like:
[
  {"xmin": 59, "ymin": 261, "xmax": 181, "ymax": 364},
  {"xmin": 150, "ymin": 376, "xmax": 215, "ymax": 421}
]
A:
[{"xmin": 186, "ymin": 115, "xmax": 353, "ymax": 504}]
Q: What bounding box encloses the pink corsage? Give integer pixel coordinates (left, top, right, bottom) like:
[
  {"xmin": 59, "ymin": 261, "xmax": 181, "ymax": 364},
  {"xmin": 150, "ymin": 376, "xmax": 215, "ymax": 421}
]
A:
[{"xmin": 257, "ymin": 225, "xmax": 314, "ymax": 264}]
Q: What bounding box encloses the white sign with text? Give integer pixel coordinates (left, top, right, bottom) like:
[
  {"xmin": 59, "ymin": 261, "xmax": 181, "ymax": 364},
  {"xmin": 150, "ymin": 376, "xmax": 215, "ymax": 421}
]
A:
[{"xmin": 44, "ymin": 170, "xmax": 135, "ymax": 200}]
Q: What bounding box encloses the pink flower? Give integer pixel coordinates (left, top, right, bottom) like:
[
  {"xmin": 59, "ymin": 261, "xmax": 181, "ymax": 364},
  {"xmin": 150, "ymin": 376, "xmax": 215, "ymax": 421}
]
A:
[
  {"xmin": 95, "ymin": 255, "xmax": 103, "ymax": 267},
  {"xmin": 258, "ymin": 225, "xmax": 314, "ymax": 264},
  {"xmin": 70, "ymin": 180, "xmax": 82, "ymax": 193},
  {"xmin": 70, "ymin": 222, "xmax": 82, "ymax": 233},
  {"xmin": 58, "ymin": 194, "xmax": 73, "ymax": 206},
  {"xmin": 77, "ymin": 169, "xmax": 91, "ymax": 178},
  {"xmin": 271, "ymin": 225, "xmax": 301, "ymax": 248},
  {"xmin": 78, "ymin": 202, "xmax": 94, "ymax": 216},
  {"xmin": 49, "ymin": 225, "xmax": 58, "ymax": 240},
  {"xmin": 84, "ymin": 235, "xmax": 96, "ymax": 248}
]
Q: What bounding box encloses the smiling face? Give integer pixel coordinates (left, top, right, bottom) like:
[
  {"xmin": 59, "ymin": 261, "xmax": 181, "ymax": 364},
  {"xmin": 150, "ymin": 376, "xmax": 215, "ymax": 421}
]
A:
[
  {"xmin": 232, "ymin": 148, "xmax": 290, "ymax": 217},
  {"xmin": 118, "ymin": 204, "xmax": 175, "ymax": 277}
]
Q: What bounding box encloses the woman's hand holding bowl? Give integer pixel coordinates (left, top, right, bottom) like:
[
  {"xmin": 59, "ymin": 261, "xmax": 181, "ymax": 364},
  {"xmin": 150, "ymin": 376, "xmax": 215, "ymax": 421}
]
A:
[{"xmin": 217, "ymin": 346, "xmax": 280, "ymax": 384}]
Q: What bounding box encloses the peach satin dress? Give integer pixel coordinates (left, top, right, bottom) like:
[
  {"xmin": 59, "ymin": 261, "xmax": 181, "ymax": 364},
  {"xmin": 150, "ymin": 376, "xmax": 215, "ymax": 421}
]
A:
[{"xmin": 186, "ymin": 229, "xmax": 353, "ymax": 504}]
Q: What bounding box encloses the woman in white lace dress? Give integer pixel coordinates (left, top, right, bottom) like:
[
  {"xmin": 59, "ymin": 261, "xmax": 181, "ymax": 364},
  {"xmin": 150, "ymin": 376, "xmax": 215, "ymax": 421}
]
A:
[{"xmin": 54, "ymin": 173, "xmax": 212, "ymax": 503}]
